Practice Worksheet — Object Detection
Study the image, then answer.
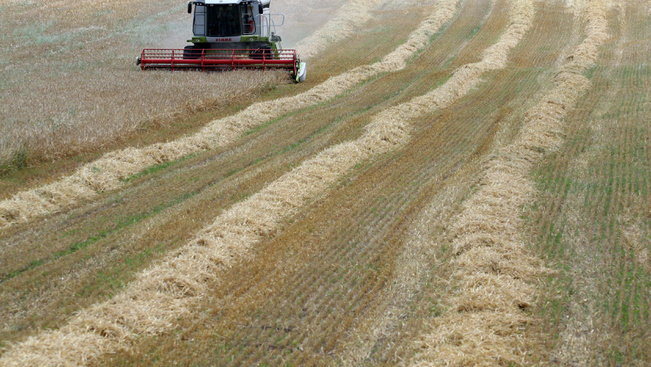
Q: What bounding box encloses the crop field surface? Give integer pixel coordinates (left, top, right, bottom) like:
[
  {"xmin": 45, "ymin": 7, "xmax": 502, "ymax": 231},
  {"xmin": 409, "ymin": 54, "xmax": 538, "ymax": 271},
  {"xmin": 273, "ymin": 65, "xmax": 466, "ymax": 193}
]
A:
[{"xmin": 0, "ymin": 0, "xmax": 648, "ymax": 366}]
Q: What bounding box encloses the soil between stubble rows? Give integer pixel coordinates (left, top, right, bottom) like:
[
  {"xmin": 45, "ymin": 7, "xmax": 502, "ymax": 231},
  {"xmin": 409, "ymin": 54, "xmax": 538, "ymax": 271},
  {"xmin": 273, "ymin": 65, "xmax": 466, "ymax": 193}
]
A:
[
  {"xmin": 0, "ymin": 2, "xmax": 433, "ymax": 350},
  {"xmin": 93, "ymin": 1, "xmax": 579, "ymax": 365}
]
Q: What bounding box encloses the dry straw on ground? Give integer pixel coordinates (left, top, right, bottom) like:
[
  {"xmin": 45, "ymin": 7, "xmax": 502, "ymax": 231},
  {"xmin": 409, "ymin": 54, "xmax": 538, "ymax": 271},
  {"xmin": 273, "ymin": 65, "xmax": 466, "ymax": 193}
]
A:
[
  {"xmin": 0, "ymin": 1, "xmax": 473, "ymax": 365},
  {"xmin": 2, "ymin": 0, "xmax": 545, "ymax": 359},
  {"xmin": 1, "ymin": 0, "xmax": 541, "ymax": 363},
  {"xmin": 0, "ymin": 0, "xmax": 457, "ymax": 230},
  {"xmin": 410, "ymin": 0, "xmax": 610, "ymax": 365}
]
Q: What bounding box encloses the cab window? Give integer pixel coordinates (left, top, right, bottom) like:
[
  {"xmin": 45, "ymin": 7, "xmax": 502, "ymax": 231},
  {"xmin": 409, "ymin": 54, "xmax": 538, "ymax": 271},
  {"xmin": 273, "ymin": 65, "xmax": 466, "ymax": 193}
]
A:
[
  {"xmin": 241, "ymin": 4, "xmax": 255, "ymax": 35},
  {"xmin": 206, "ymin": 5, "xmax": 241, "ymax": 37}
]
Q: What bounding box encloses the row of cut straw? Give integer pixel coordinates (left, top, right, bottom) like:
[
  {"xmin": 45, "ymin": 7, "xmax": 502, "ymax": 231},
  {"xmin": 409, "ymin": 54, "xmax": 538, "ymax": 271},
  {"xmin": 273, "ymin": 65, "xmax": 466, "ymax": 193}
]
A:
[{"xmin": 410, "ymin": 0, "xmax": 610, "ymax": 365}]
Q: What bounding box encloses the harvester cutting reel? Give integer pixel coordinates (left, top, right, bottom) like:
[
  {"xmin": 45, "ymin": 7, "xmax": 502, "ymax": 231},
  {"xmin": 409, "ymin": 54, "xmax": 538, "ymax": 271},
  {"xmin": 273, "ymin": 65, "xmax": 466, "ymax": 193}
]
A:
[{"xmin": 137, "ymin": 0, "xmax": 307, "ymax": 83}]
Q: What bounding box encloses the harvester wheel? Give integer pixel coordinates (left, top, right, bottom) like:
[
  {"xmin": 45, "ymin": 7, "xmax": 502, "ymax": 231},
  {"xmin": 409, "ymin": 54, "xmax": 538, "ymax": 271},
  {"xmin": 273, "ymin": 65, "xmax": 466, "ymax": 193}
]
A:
[
  {"xmin": 183, "ymin": 45, "xmax": 200, "ymax": 59},
  {"xmin": 251, "ymin": 45, "xmax": 272, "ymax": 60}
]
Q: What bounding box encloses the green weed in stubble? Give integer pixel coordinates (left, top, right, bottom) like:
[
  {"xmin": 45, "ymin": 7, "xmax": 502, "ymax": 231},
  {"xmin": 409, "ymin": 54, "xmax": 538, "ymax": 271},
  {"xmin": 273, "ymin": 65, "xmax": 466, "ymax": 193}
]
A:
[
  {"xmin": 0, "ymin": 148, "xmax": 28, "ymax": 174},
  {"xmin": 408, "ymin": 17, "xmax": 455, "ymax": 65},
  {"xmin": 242, "ymin": 74, "xmax": 385, "ymax": 139},
  {"xmin": 78, "ymin": 244, "xmax": 167, "ymax": 298},
  {"xmin": 584, "ymin": 65, "xmax": 598, "ymax": 79},
  {"xmin": 242, "ymin": 99, "xmax": 326, "ymax": 137},
  {"xmin": 467, "ymin": 25, "xmax": 482, "ymax": 40},
  {"xmin": 0, "ymin": 191, "xmax": 198, "ymax": 283},
  {"xmin": 1, "ymin": 231, "xmax": 109, "ymax": 283},
  {"xmin": 122, "ymin": 153, "xmax": 197, "ymax": 183}
]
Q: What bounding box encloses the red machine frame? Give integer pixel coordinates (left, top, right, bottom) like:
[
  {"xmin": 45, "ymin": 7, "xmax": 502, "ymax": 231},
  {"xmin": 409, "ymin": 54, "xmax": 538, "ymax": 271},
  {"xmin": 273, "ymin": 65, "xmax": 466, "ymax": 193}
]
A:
[{"xmin": 138, "ymin": 48, "xmax": 298, "ymax": 73}]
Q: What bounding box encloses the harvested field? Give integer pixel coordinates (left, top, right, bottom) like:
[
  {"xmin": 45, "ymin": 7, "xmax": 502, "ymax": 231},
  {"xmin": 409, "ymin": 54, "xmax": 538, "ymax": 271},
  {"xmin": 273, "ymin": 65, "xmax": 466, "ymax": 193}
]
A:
[
  {"xmin": 0, "ymin": 0, "xmax": 458, "ymax": 230},
  {"xmin": 0, "ymin": 0, "xmax": 648, "ymax": 366},
  {"xmin": 411, "ymin": 0, "xmax": 611, "ymax": 364},
  {"xmin": 529, "ymin": 0, "xmax": 650, "ymax": 364}
]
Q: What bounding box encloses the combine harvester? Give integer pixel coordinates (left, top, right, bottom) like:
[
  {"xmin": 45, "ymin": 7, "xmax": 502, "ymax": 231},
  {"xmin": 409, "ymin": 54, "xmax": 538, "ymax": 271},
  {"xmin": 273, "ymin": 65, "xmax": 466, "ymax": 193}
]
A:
[{"xmin": 137, "ymin": 0, "xmax": 307, "ymax": 82}]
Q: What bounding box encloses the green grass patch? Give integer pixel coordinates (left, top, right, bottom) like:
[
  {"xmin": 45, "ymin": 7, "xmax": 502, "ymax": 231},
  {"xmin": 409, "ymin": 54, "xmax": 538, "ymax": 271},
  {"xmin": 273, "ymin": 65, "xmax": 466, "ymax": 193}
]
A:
[
  {"xmin": 408, "ymin": 18, "xmax": 455, "ymax": 64},
  {"xmin": 0, "ymin": 191, "xmax": 197, "ymax": 283},
  {"xmin": 77, "ymin": 243, "xmax": 167, "ymax": 298},
  {"xmin": 122, "ymin": 153, "xmax": 197, "ymax": 183},
  {"xmin": 467, "ymin": 25, "xmax": 481, "ymax": 40}
]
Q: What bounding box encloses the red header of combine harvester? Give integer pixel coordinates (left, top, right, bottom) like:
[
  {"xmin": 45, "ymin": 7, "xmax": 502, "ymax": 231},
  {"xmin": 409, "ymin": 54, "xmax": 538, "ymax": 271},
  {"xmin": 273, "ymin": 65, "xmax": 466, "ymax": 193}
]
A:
[{"xmin": 138, "ymin": 48, "xmax": 298, "ymax": 73}]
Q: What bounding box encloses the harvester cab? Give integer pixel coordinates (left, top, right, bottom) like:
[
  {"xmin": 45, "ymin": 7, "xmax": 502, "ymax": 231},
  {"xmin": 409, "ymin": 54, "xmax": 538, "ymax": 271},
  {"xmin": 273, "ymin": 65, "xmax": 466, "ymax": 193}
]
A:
[{"xmin": 137, "ymin": 0, "xmax": 307, "ymax": 83}]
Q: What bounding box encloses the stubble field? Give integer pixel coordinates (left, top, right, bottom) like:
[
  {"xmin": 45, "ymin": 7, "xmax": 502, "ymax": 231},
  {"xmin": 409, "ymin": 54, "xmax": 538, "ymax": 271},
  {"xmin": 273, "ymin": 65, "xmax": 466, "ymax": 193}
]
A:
[{"xmin": 0, "ymin": 0, "xmax": 648, "ymax": 366}]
